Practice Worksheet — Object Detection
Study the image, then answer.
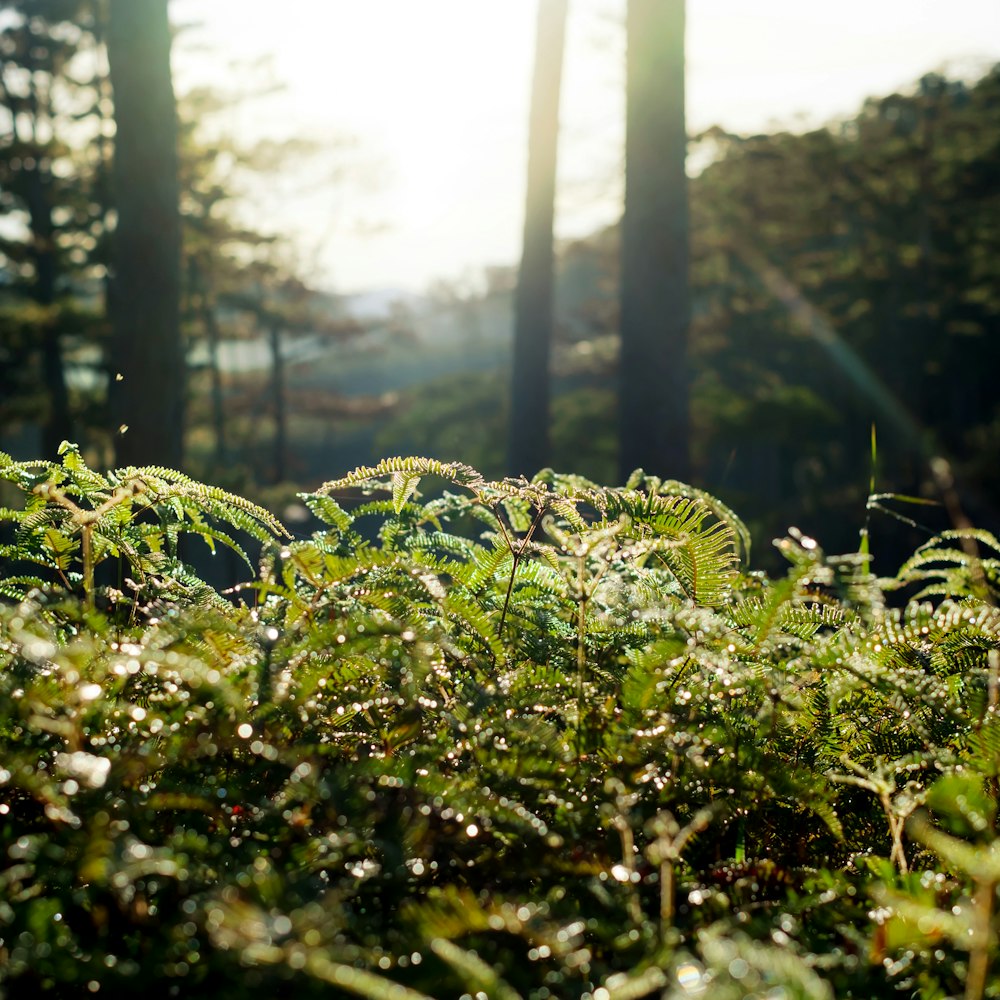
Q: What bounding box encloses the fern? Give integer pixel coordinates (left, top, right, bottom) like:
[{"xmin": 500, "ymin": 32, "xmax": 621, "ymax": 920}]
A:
[
  {"xmin": 891, "ymin": 528, "xmax": 1000, "ymax": 601},
  {"xmin": 0, "ymin": 445, "xmax": 289, "ymax": 613},
  {"xmin": 314, "ymin": 455, "xmax": 484, "ymax": 495},
  {"xmin": 4, "ymin": 449, "xmax": 1000, "ymax": 998}
]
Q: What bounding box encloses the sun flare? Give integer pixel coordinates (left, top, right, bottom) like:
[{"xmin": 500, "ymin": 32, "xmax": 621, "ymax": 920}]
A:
[{"xmin": 173, "ymin": 0, "xmax": 1000, "ymax": 292}]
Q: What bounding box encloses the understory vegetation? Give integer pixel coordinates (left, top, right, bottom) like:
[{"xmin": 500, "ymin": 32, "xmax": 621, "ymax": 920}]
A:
[{"xmin": 1, "ymin": 445, "xmax": 999, "ymax": 998}]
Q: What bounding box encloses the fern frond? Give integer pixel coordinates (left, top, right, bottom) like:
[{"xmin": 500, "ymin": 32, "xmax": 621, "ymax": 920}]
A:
[
  {"xmin": 120, "ymin": 468, "xmax": 289, "ymax": 541},
  {"xmin": 390, "ymin": 470, "xmax": 423, "ymax": 513},
  {"xmin": 16, "ymin": 505, "xmax": 68, "ymax": 538},
  {"xmin": 315, "ymin": 457, "xmax": 483, "ymax": 495},
  {"xmin": 0, "ymin": 455, "xmax": 54, "ymax": 490},
  {"xmin": 188, "ymin": 494, "xmax": 288, "ymax": 546},
  {"xmin": 116, "ymin": 463, "xmax": 195, "ymax": 486},
  {"xmin": 443, "ymin": 591, "xmax": 504, "ymax": 663},
  {"xmin": 464, "ymin": 542, "xmax": 513, "ymax": 593},
  {"xmin": 778, "ymin": 602, "xmax": 850, "ymax": 640},
  {"xmin": 180, "ymin": 486, "xmax": 289, "ymax": 540},
  {"xmin": 179, "ymin": 520, "xmax": 254, "ymax": 570},
  {"xmin": 298, "ymin": 492, "xmax": 353, "ymax": 531},
  {"xmin": 0, "ymin": 575, "xmax": 52, "ymax": 599},
  {"xmin": 401, "ymin": 528, "xmax": 482, "ymax": 562},
  {"xmin": 643, "ymin": 474, "xmax": 752, "ymax": 565},
  {"xmin": 511, "ymin": 558, "xmax": 568, "ymax": 599},
  {"xmin": 58, "ymin": 441, "xmax": 110, "ymax": 493}
]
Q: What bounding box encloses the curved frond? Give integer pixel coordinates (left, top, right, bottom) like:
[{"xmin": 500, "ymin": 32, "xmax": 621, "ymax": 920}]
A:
[{"xmin": 315, "ymin": 456, "xmax": 484, "ymax": 495}]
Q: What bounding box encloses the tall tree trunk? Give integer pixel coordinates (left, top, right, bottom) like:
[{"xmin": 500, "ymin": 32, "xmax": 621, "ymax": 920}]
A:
[
  {"xmin": 105, "ymin": 0, "xmax": 183, "ymax": 468},
  {"xmin": 507, "ymin": 0, "xmax": 568, "ymax": 477},
  {"xmin": 27, "ymin": 163, "xmax": 72, "ymax": 458},
  {"xmin": 618, "ymin": 0, "xmax": 690, "ymax": 483},
  {"xmin": 22, "ymin": 19, "xmax": 72, "ymax": 456}
]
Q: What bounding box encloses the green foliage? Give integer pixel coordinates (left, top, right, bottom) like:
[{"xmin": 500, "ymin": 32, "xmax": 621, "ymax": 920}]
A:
[
  {"xmin": 1, "ymin": 449, "xmax": 999, "ymax": 997},
  {"xmin": 375, "ymin": 65, "xmax": 1000, "ymax": 574},
  {"xmin": 686, "ymin": 66, "xmax": 1000, "ymax": 561},
  {"xmin": 0, "ymin": 441, "xmax": 287, "ymax": 615}
]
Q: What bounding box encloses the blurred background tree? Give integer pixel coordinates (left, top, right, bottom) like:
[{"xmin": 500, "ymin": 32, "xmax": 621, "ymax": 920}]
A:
[
  {"xmin": 619, "ymin": 0, "xmax": 690, "ymax": 482},
  {"xmin": 378, "ymin": 59, "xmax": 1000, "ymax": 567},
  {"xmin": 507, "ymin": 0, "xmax": 567, "ymax": 477},
  {"xmin": 0, "ymin": 0, "xmax": 110, "ymax": 456},
  {"xmin": 105, "ymin": 0, "xmax": 183, "ymax": 467},
  {"xmin": 0, "ymin": 0, "xmax": 371, "ymax": 492},
  {"xmin": 1, "ymin": 0, "xmax": 998, "ymax": 576}
]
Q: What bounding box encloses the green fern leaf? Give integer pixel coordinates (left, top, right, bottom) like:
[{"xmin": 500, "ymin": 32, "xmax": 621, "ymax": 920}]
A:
[
  {"xmin": 391, "ymin": 470, "xmax": 422, "ymax": 513},
  {"xmin": 298, "ymin": 492, "xmax": 353, "ymax": 531},
  {"xmin": 315, "ymin": 456, "xmax": 483, "ymax": 495},
  {"xmin": 443, "ymin": 590, "xmax": 504, "ymax": 662},
  {"xmin": 42, "ymin": 527, "xmax": 78, "ymax": 571}
]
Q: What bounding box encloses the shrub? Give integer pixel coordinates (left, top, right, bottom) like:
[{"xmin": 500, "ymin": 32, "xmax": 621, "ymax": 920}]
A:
[{"xmin": 1, "ymin": 447, "xmax": 998, "ymax": 998}]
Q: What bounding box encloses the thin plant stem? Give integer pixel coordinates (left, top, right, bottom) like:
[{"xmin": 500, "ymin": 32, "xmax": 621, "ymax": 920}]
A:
[
  {"xmin": 965, "ymin": 877, "xmax": 995, "ymax": 1000},
  {"xmin": 660, "ymin": 858, "xmax": 675, "ymax": 932},
  {"xmin": 496, "ymin": 505, "xmax": 545, "ymax": 642},
  {"xmin": 81, "ymin": 525, "xmax": 94, "ymax": 610},
  {"xmin": 614, "ymin": 814, "xmax": 643, "ymax": 926},
  {"xmin": 576, "ymin": 555, "xmax": 587, "ymax": 756}
]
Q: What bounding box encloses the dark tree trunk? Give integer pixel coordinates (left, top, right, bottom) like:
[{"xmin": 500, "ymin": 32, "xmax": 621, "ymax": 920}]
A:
[
  {"xmin": 618, "ymin": 0, "xmax": 690, "ymax": 483},
  {"xmin": 105, "ymin": 0, "xmax": 183, "ymax": 468},
  {"xmin": 507, "ymin": 0, "xmax": 568, "ymax": 478},
  {"xmin": 26, "ymin": 166, "xmax": 72, "ymax": 457},
  {"xmin": 22, "ymin": 22, "xmax": 72, "ymax": 456}
]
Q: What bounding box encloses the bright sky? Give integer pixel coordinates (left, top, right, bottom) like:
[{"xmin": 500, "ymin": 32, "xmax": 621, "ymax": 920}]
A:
[{"xmin": 171, "ymin": 0, "xmax": 1000, "ymax": 294}]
